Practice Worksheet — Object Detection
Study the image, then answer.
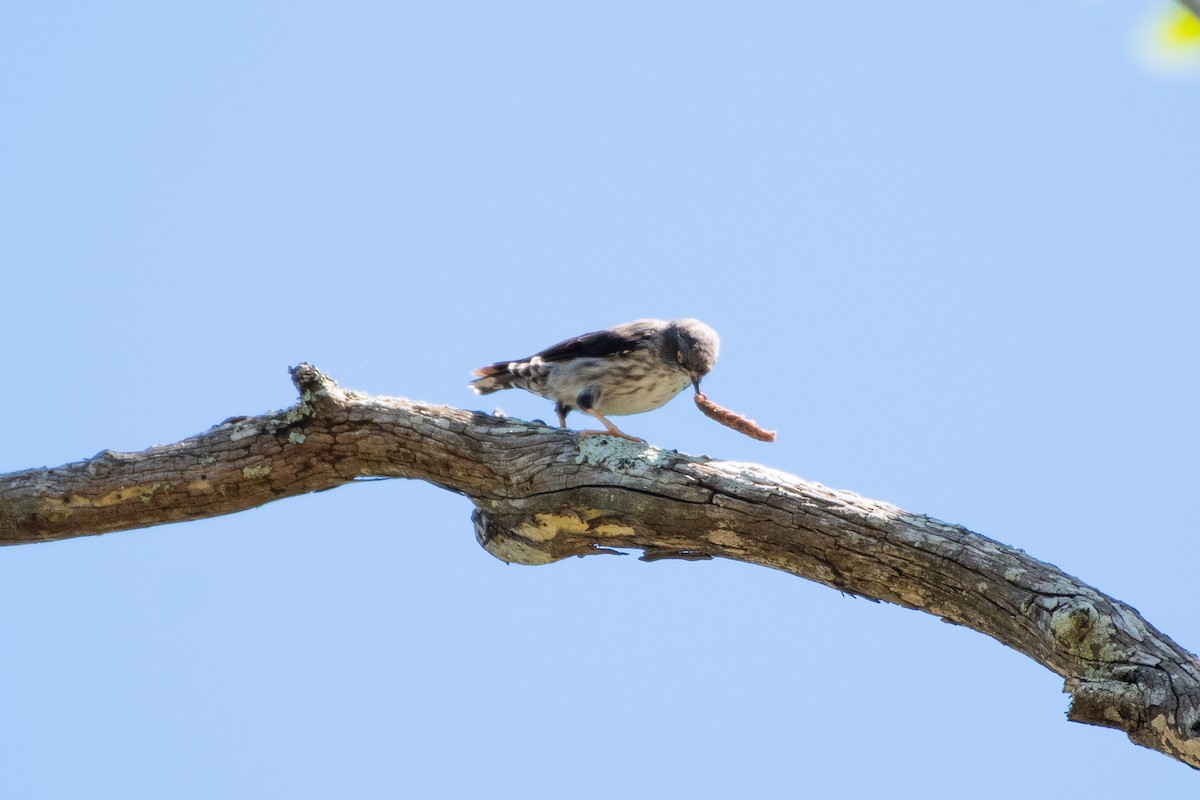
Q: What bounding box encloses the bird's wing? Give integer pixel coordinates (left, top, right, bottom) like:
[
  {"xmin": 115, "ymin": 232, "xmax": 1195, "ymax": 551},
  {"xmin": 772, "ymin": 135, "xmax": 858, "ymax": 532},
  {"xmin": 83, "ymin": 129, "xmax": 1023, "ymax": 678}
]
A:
[{"xmin": 533, "ymin": 319, "xmax": 663, "ymax": 363}]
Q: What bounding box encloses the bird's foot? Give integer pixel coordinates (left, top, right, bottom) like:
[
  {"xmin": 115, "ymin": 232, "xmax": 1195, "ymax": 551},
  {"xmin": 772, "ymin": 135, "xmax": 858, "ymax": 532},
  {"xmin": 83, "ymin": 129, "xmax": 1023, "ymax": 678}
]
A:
[
  {"xmin": 578, "ymin": 409, "xmax": 646, "ymax": 443},
  {"xmin": 578, "ymin": 429, "xmax": 646, "ymax": 444}
]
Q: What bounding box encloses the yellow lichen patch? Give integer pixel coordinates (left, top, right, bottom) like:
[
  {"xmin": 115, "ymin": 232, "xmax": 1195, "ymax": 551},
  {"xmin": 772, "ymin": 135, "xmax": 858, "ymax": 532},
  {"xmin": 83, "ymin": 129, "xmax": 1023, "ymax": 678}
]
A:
[
  {"xmin": 242, "ymin": 465, "xmax": 272, "ymax": 479},
  {"xmin": 73, "ymin": 484, "xmax": 165, "ymax": 508},
  {"xmin": 1150, "ymin": 713, "xmax": 1200, "ymax": 760},
  {"xmin": 706, "ymin": 528, "xmax": 744, "ymax": 548},
  {"xmin": 591, "ymin": 521, "xmax": 635, "ymax": 537},
  {"xmin": 578, "ymin": 508, "xmax": 636, "ymax": 537},
  {"xmin": 518, "ymin": 510, "xmax": 593, "ymax": 542},
  {"xmin": 93, "ymin": 488, "xmax": 129, "ymax": 507}
]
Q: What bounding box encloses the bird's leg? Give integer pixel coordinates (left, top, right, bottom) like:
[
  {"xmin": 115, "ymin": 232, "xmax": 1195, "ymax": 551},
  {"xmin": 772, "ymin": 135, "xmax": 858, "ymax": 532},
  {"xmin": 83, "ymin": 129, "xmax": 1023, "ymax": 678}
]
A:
[
  {"xmin": 555, "ymin": 402, "xmax": 569, "ymax": 429},
  {"xmin": 578, "ymin": 409, "xmax": 646, "ymax": 443}
]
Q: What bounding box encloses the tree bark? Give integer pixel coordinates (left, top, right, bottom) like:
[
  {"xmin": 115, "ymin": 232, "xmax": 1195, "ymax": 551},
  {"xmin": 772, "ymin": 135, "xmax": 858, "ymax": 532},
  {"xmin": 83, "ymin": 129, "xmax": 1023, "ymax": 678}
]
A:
[{"xmin": 2, "ymin": 364, "xmax": 1198, "ymax": 768}]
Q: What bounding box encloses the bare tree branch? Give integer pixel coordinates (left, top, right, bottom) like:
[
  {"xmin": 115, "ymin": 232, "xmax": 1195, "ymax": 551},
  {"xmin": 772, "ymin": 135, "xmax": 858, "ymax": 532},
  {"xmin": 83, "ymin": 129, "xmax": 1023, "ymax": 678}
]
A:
[{"xmin": 2, "ymin": 364, "xmax": 1198, "ymax": 768}]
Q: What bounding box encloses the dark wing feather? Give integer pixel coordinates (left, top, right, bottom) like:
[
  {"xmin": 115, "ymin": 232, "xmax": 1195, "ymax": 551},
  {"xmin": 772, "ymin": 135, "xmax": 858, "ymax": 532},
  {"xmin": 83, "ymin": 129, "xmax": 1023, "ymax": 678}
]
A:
[{"xmin": 533, "ymin": 319, "xmax": 663, "ymax": 363}]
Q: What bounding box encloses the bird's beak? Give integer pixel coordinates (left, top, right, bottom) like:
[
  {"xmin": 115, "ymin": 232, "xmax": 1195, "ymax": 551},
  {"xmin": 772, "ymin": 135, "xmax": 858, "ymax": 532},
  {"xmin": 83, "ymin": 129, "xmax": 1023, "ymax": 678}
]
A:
[{"xmin": 691, "ymin": 373, "xmax": 703, "ymax": 394}]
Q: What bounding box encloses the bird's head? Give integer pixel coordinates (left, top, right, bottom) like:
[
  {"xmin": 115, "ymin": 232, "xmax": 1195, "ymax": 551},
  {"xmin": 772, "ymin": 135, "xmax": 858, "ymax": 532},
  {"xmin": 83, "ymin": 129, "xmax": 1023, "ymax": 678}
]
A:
[{"xmin": 662, "ymin": 319, "xmax": 720, "ymax": 393}]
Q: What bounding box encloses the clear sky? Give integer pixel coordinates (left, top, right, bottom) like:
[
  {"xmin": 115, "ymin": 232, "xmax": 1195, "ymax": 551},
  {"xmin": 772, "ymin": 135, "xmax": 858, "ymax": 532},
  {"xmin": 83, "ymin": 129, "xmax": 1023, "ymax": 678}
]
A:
[{"xmin": 3, "ymin": 2, "xmax": 1198, "ymax": 796}]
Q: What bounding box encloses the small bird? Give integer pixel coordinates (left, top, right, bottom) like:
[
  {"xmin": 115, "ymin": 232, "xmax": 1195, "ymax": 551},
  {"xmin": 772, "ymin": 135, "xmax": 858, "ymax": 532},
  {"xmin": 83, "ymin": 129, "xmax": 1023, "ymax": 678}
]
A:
[{"xmin": 469, "ymin": 318, "xmax": 720, "ymax": 442}]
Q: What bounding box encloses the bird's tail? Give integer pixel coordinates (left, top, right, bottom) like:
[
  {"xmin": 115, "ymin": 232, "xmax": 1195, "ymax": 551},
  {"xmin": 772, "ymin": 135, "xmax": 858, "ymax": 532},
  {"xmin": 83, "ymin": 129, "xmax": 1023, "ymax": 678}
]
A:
[
  {"xmin": 469, "ymin": 357, "xmax": 549, "ymax": 395},
  {"xmin": 469, "ymin": 362, "xmax": 515, "ymax": 395}
]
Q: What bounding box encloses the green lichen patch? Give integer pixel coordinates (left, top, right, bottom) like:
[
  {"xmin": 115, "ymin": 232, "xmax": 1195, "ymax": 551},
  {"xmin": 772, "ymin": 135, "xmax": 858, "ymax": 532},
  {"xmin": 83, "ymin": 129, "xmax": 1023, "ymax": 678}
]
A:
[{"xmin": 574, "ymin": 436, "xmax": 669, "ymax": 470}]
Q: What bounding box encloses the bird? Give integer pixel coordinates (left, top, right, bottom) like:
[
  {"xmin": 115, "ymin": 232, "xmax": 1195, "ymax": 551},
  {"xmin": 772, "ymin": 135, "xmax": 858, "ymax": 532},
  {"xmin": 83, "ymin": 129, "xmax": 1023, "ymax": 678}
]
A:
[{"xmin": 469, "ymin": 318, "xmax": 720, "ymax": 442}]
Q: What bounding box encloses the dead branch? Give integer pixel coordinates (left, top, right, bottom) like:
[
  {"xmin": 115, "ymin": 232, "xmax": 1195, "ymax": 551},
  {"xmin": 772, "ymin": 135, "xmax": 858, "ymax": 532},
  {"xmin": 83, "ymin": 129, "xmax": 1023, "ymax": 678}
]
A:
[{"xmin": 1, "ymin": 363, "xmax": 1197, "ymax": 767}]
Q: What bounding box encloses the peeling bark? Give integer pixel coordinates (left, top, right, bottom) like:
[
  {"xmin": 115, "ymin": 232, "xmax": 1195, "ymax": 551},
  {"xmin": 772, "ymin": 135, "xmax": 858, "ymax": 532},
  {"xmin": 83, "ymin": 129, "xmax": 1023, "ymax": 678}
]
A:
[{"xmin": 2, "ymin": 364, "xmax": 1198, "ymax": 768}]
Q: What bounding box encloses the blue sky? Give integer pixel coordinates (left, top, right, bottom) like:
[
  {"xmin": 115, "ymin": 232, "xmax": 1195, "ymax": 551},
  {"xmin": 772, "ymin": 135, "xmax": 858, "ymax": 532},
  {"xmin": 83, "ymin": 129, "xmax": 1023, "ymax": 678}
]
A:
[{"xmin": 2, "ymin": 2, "xmax": 1198, "ymax": 796}]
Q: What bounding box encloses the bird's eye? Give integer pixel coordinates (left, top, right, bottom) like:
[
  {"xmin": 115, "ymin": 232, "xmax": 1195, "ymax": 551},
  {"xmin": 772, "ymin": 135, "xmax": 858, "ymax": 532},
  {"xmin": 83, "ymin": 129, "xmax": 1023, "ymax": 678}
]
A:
[{"xmin": 676, "ymin": 351, "xmax": 685, "ymax": 364}]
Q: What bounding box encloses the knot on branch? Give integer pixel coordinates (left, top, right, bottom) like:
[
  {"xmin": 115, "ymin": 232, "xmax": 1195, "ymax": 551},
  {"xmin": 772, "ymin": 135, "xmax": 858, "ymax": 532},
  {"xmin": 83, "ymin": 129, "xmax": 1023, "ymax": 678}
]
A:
[
  {"xmin": 288, "ymin": 362, "xmax": 351, "ymax": 410},
  {"xmin": 1046, "ymin": 597, "xmax": 1125, "ymax": 663},
  {"xmin": 270, "ymin": 363, "xmax": 353, "ymax": 438}
]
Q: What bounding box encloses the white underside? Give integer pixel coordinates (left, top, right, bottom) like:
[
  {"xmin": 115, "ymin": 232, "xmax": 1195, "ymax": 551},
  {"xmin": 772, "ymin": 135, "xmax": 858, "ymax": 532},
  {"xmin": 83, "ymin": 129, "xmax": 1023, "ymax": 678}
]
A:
[
  {"xmin": 539, "ymin": 355, "xmax": 692, "ymax": 416},
  {"xmin": 593, "ymin": 374, "xmax": 691, "ymax": 415}
]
